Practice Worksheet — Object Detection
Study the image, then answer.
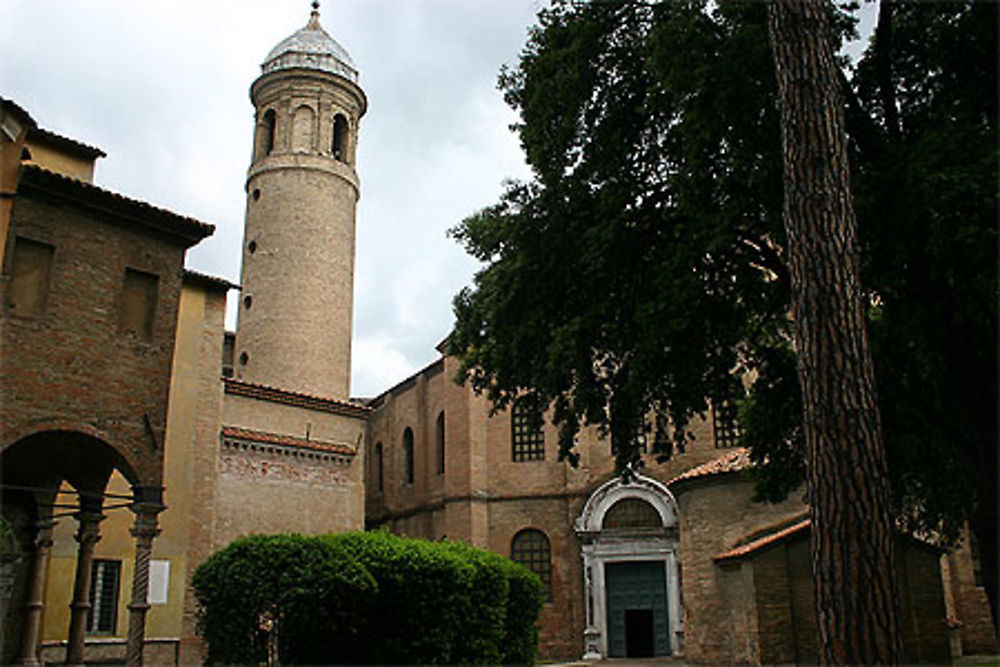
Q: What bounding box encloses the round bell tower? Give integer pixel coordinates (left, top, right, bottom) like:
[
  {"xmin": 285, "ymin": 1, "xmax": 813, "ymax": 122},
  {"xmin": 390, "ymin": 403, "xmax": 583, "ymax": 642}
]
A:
[{"xmin": 234, "ymin": 2, "xmax": 367, "ymax": 399}]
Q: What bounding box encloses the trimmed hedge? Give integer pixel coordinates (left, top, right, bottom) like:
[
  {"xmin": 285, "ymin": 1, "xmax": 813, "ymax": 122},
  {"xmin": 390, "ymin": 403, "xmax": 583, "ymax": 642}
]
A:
[{"xmin": 192, "ymin": 531, "xmax": 544, "ymax": 665}]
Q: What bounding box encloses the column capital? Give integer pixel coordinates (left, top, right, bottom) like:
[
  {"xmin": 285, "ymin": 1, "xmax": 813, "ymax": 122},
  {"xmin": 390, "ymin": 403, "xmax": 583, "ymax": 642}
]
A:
[{"xmin": 72, "ymin": 510, "xmax": 104, "ymax": 546}]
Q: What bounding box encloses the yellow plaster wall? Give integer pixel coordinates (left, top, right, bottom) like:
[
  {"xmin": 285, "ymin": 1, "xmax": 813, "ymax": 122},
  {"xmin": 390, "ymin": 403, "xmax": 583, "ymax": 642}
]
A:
[{"xmin": 23, "ymin": 140, "xmax": 95, "ymax": 182}]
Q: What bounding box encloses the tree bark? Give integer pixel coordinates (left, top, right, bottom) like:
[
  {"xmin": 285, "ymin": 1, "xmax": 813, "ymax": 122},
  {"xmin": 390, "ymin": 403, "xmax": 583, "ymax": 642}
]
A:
[{"xmin": 766, "ymin": 1, "xmax": 904, "ymax": 663}]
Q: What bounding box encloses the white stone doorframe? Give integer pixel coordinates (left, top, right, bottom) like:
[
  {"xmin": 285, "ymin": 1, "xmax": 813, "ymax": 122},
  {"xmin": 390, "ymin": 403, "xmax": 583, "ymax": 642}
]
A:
[{"xmin": 574, "ymin": 473, "xmax": 683, "ymax": 660}]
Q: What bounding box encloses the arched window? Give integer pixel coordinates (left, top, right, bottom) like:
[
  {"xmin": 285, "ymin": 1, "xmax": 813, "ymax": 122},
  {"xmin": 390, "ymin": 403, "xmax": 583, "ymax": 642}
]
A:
[
  {"xmin": 602, "ymin": 498, "xmax": 662, "ymax": 530},
  {"xmin": 403, "ymin": 427, "xmax": 414, "ymax": 484},
  {"xmin": 436, "ymin": 411, "xmax": 445, "ymax": 475},
  {"xmin": 511, "ymin": 529, "xmax": 551, "ymax": 600},
  {"xmin": 332, "ymin": 113, "xmax": 349, "ymax": 162},
  {"xmin": 292, "ymin": 105, "xmax": 315, "ymax": 152},
  {"xmin": 262, "ymin": 109, "xmax": 276, "ymax": 156},
  {"xmin": 375, "ymin": 442, "xmax": 383, "ymax": 493}
]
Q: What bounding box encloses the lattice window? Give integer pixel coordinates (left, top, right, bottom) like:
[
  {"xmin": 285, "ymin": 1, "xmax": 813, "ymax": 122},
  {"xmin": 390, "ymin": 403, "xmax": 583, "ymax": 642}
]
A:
[
  {"xmin": 712, "ymin": 401, "xmax": 741, "ymax": 449},
  {"xmin": 602, "ymin": 498, "xmax": 662, "ymax": 529},
  {"xmin": 511, "ymin": 400, "xmax": 544, "ymax": 462},
  {"xmin": 511, "ymin": 529, "xmax": 551, "ymax": 600},
  {"xmin": 87, "ymin": 559, "xmax": 121, "ymax": 634}
]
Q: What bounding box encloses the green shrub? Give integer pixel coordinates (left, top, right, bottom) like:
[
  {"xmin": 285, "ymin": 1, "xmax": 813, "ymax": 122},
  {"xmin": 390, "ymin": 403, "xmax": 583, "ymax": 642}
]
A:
[
  {"xmin": 191, "ymin": 534, "xmax": 375, "ymax": 665},
  {"xmin": 192, "ymin": 531, "xmax": 544, "ymax": 665}
]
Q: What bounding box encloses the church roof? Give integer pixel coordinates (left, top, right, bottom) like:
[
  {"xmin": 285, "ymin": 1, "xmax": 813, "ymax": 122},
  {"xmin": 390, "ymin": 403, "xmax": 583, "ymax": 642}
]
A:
[{"xmin": 262, "ymin": 2, "xmax": 358, "ymax": 83}]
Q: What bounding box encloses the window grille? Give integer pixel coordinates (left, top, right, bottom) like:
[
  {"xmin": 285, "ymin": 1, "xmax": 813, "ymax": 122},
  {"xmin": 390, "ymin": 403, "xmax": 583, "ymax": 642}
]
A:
[
  {"xmin": 602, "ymin": 498, "xmax": 662, "ymax": 529},
  {"xmin": 511, "ymin": 400, "xmax": 544, "ymax": 462},
  {"xmin": 87, "ymin": 559, "xmax": 121, "ymax": 634},
  {"xmin": 712, "ymin": 401, "xmax": 741, "ymax": 449},
  {"xmin": 511, "ymin": 529, "xmax": 551, "ymax": 600}
]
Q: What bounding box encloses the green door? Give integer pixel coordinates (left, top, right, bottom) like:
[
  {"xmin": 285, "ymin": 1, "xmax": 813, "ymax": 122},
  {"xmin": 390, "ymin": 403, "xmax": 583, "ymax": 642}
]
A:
[{"xmin": 605, "ymin": 561, "xmax": 670, "ymax": 657}]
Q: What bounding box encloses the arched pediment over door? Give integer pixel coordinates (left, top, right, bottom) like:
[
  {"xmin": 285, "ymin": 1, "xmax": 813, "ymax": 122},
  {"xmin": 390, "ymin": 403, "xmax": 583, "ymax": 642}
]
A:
[{"xmin": 575, "ymin": 473, "xmax": 683, "ymax": 660}]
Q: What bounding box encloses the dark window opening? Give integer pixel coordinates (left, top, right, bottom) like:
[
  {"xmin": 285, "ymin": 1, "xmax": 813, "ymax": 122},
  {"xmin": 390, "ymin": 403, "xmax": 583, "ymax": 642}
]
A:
[
  {"xmin": 375, "ymin": 442, "xmax": 384, "ymax": 492},
  {"xmin": 6, "ymin": 236, "xmax": 54, "ymax": 316},
  {"xmin": 252, "ymin": 188, "xmax": 261, "ymax": 201},
  {"xmin": 511, "ymin": 529, "xmax": 551, "ymax": 600},
  {"xmin": 263, "ymin": 109, "xmax": 276, "ymax": 155},
  {"xmin": 403, "ymin": 427, "xmax": 414, "ymax": 484},
  {"xmin": 20, "ymin": 146, "xmax": 31, "ymax": 161},
  {"xmin": 243, "ymin": 295, "xmax": 253, "ymax": 309},
  {"xmin": 512, "ymin": 398, "xmax": 545, "ymax": 462},
  {"xmin": 121, "ymin": 268, "xmax": 158, "ymax": 341},
  {"xmin": 712, "ymin": 400, "xmax": 741, "ymax": 449},
  {"xmin": 332, "ymin": 114, "xmax": 348, "ymax": 162},
  {"xmin": 248, "ymin": 240, "xmax": 257, "ymax": 255},
  {"xmin": 87, "ymin": 559, "xmax": 121, "ymax": 634},
  {"xmin": 436, "ymin": 411, "xmax": 445, "ymax": 475},
  {"xmin": 239, "ymin": 351, "xmax": 249, "ymax": 366}
]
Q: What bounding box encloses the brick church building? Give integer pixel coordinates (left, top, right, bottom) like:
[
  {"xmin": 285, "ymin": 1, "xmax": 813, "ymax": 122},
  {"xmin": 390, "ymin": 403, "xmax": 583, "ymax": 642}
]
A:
[{"xmin": 1, "ymin": 5, "xmax": 995, "ymax": 665}]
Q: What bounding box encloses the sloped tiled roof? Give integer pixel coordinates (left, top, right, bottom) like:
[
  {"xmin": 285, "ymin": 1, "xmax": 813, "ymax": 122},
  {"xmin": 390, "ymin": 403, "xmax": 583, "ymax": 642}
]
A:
[
  {"xmin": 224, "ymin": 378, "xmax": 371, "ymax": 418},
  {"xmin": 17, "ymin": 164, "xmax": 213, "ymax": 246},
  {"xmin": 183, "ymin": 269, "xmax": 239, "ymax": 292},
  {"xmin": 221, "ymin": 425, "xmax": 354, "ymax": 456},
  {"xmin": 27, "ymin": 127, "xmax": 106, "ymax": 159},
  {"xmin": 714, "ymin": 518, "xmax": 811, "ymax": 562},
  {"xmin": 669, "ymin": 447, "xmax": 753, "ymax": 487}
]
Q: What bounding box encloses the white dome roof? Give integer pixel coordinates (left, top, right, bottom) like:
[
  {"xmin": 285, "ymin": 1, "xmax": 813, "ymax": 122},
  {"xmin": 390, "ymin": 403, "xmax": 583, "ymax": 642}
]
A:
[{"xmin": 262, "ymin": 5, "xmax": 358, "ymax": 83}]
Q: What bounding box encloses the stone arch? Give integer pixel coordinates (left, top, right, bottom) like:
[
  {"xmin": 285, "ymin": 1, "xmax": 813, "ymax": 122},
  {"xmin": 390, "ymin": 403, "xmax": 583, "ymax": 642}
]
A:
[
  {"xmin": 292, "ymin": 104, "xmax": 315, "ymax": 152},
  {"xmin": 256, "ymin": 108, "xmax": 277, "ymax": 159},
  {"xmin": 332, "ymin": 113, "xmax": 349, "ymax": 162},
  {"xmin": 575, "ymin": 472, "xmax": 683, "ymax": 660}
]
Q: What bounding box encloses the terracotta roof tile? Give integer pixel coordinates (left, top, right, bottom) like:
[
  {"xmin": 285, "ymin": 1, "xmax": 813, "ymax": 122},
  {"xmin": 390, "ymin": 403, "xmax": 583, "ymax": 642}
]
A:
[
  {"xmin": 669, "ymin": 447, "xmax": 752, "ymax": 486},
  {"xmin": 714, "ymin": 518, "xmax": 811, "ymax": 562},
  {"xmin": 27, "ymin": 127, "xmax": 106, "ymax": 159},
  {"xmin": 17, "ymin": 165, "xmax": 213, "ymax": 245},
  {"xmin": 223, "ymin": 378, "xmax": 371, "ymax": 418},
  {"xmin": 183, "ymin": 269, "xmax": 239, "ymax": 292},
  {"xmin": 221, "ymin": 426, "xmax": 355, "ymax": 456}
]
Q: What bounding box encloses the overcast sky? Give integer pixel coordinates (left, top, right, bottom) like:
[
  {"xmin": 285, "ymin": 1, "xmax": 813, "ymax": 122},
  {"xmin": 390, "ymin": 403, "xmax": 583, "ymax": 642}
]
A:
[
  {"xmin": 2, "ymin": 1, "xmax": 876, "ymax": 398},
  {"xmin": 1, "ymin": 0, "xmax": 541, "ymax": 397}
]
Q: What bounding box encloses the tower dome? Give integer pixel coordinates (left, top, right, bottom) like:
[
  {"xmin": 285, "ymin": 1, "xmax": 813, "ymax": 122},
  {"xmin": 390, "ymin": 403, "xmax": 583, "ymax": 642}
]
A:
[{"xmin": 262, "ymin": 2, "xmax": 358, "ymax": 83}]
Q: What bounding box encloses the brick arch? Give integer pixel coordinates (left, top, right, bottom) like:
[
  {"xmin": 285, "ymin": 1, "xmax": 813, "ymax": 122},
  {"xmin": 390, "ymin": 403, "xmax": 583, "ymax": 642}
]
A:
[{"xmin": 2, "ymin": 419, "xmax": 144, "ymax": 490}]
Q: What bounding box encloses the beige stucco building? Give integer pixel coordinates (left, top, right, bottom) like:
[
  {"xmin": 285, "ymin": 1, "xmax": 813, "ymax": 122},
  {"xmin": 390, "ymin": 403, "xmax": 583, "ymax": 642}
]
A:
[{"xmin": 1, "ymin": 5, "xmax": 995, "ymax": 666}]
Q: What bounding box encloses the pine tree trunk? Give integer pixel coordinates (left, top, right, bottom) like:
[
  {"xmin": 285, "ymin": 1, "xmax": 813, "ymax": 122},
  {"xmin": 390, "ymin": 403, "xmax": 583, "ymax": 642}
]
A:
[{"xmin": 766, "ymin": 1, "xmax": 904, "ymax": 663}]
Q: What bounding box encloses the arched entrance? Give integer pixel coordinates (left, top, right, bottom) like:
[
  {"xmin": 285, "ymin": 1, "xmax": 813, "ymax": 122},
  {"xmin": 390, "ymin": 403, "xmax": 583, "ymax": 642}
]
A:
[{"xmin": 574, "ymin": 472, "xmax": 682, "ymax": 660}]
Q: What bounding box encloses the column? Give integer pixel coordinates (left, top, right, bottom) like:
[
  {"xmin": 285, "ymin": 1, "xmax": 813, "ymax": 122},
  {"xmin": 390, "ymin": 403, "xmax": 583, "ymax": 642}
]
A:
[
  {"xmin": 65, "ymin": 498, "xmax": 105, "ymax": 667},
  {"xmin": 124, "ymin": 489, "xmax": 164, "ymax": 667},
  {"xmin": 16, "ymin": 518, "xmax": 55, "ymax": 666}
]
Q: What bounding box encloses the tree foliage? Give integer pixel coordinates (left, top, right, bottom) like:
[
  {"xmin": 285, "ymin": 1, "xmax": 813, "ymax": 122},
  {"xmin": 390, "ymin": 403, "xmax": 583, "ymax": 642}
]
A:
[
  {"xmin": 192, "ymin": 532, "xmax": 543, "ymax": 665},
  {"xmin": 449, "ymin": 0, "xmax": 996, "ymax": 621}
]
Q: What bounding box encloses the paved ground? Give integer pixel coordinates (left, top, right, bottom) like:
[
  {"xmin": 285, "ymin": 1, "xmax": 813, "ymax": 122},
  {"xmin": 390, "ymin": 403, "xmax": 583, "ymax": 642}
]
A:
[{"xmin": 549, "ymin": 654, "xmax": 1000, "ymax": 666}]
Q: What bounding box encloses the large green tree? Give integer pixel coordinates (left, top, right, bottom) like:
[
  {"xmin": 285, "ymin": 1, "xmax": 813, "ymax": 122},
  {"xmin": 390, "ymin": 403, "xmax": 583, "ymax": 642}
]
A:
[{"xmin": 449, "ymin": 0, "xmax": 997, "ymax": 641}]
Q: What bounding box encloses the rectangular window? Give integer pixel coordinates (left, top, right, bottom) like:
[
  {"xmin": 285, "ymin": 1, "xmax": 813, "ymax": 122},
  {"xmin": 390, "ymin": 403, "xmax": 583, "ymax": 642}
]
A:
[
  {"xmin": 87, "ymin": 559, "xmax": 121, "ymax": 634},
  {"xmin": 512, "ymin": 400, "xmax": 545, "ymax": 462},
  {"xmin": 6, "ymin": 236, "xmax": 54, "ymax": 316},
  {"xmin": 712, "ymin": 401, "xmax": 741, "ymax": 449},
  {"xmin": 121, "ymin": 268, "xmax": 158, "ymax": 340}
]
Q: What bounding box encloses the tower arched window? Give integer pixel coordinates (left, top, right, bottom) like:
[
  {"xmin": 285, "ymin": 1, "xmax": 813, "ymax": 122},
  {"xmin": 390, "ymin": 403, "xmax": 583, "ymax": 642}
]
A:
[
  {"xmin": 262, "ymin": 109, "xmax": 276, "ymax": 156},
  {"xmin": 332, "ymin": 113, "xmax": 348, "ymax": 162},
  {"xmin": 436, "ymin": 411, "xmax": 445, "ymax": 475},
  {"xmin": 511, "ymin": 529, "xmax": 551, "ymax": 600},
  {"xmin": 403, "ymin": 427, "xmax": 414, "ymax": 485},
  {"xmin": 375, "ymin": 442, "xmax": 384, "ymax": 493}
]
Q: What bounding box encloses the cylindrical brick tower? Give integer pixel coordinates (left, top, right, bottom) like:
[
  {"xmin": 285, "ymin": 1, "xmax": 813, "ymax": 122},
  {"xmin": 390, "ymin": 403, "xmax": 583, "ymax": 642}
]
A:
[{"xmin": 235, "ymin": 2, "xmax": 366, "ymax": 399}]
